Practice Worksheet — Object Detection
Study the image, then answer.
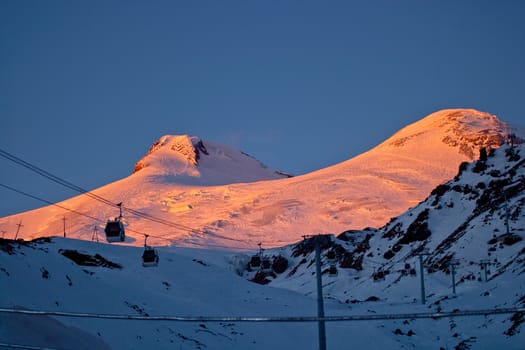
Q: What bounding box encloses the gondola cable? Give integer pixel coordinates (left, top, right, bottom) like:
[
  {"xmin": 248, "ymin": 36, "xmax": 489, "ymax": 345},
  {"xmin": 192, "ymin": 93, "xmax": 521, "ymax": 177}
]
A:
[{"xmin": 0, "ymin": 148, "xmax": 208, "ymax": 236}]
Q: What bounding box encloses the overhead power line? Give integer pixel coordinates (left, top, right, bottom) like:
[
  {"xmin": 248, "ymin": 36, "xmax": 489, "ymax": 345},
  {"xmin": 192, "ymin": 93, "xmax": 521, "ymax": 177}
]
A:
[
  {"xmin": 0, "ymin": 342, "xmax": 58, "ymax": 350},
  {"xmin": 0, "ymin": 308, "xmax": 523, "ymax": 350},
  {"xmin": 0, "ymin": 183, "xmax": 103, "ymax": 224},
  {"xmin": 0, "ymin": 148, "xmax": 115, "ymax": 207},
  {"xmin": 0, "ymin": 148, "xmax": 207, "ymax": 236},
  {"xmin": 0, "ymin": 182, "xmax": 201, "ymax": 245},
  {"xmin": 0, "ymin": 148, "xmax": 318, "ymax": 249},
  {"xmin": 0, "ymin": 182, "xmax": 153, "ymax": 239},
  {"xmin": 0, "ymin": 307, "xmax": 523, "ymax": 323}
]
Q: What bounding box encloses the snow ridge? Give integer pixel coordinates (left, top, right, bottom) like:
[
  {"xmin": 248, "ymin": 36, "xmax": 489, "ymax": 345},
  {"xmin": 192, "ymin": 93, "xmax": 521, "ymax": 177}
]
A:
[
  {"xmin": 130, "ymin": 134, "xmax": 289, "ymax": 186},
  {"xmin": 133, "ymin": 135, "xmax": 207, "ymax": 173},
  {"xmin": 0, "ymin": 109, "xmax": 521, "ymax": 249},
  {"xmin": 382, "ymin": 109, "xmax": 510, "ymax": 159}
]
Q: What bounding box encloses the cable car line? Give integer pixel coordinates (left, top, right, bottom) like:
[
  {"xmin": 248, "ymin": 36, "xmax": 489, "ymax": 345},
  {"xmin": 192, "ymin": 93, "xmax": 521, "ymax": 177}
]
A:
[
  {"xmin": 0, "ymin": 181, "xmax": 199, "ymax": 247},
  {"xmin": 0, "ymin": 342, "xmax": 59, "ymax": 350},
  {"xmin": 0, "ymin": 306, "xmax": 522, "ymax": 323},
  {"xmin": 0, "ymin": 306, "xmax": 523, "ymax": 350},
  {"xmin": 0, "ymin": 182, "xmax": 185, "ymax": 244},
  {"xmin": 0, "ymin": 148, "xmax": 261, "ymax": 245},
  {"xmin": 0, "ymin": 148, "xmax": 208, "ymax": 236},
  {"xmin": 0, "ymin": 183, "xmax": 104, "ymax": 224},
  {"xmin": 0, "ymin": 148, "xmax": 116, "ymax": 208},
  {"xmin": 0, "ymin": 179, "xmax": 436, "ymax": 255},
  {"xmin": 123, "ymin": 206, "xmax": 204, "ymax": 234},
  {"xmin": 0, "ymin": 149, "xmax": 182, "ymax": 229}
]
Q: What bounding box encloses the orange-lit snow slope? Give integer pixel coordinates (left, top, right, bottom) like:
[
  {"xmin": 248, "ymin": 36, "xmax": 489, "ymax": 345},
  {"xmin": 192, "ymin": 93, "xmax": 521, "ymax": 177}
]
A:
[{"xmin": 0, "ymin": 109, "xmax": 514, "ymax": 250}]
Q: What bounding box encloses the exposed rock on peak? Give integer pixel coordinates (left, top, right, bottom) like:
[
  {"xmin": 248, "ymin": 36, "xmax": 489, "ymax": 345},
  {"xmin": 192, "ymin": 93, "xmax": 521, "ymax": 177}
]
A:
[
  {"xmin": 383, "ymin": 109, "xmax": 511, "ymax": 160},
  {"xmin": 133, "ymin": 135, "xmax": 207, "ymax": 173},
  {"xmin": 132, "ymin": 134, "xmax": 289, "ymax": 186},
  {"xmin": 1, "ymin": 109, "xmax": 521, "ymax": 249}
]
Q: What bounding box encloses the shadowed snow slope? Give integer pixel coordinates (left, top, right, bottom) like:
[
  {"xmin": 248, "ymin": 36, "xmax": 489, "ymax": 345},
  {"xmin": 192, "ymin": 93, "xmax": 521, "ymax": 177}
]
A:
[
  {"xmin": 0, "ymin": 109, "xmax": 519, "ymax": 249},
  {"xmin": 1, "ymin": 144, "xmax": 524, "ymax": 349}
]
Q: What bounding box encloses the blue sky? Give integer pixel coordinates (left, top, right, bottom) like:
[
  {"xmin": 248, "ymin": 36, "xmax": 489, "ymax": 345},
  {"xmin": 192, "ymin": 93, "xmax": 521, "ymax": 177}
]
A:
[{"xmin": 1, "ymin": 1, "xmax": 524, "ymax": 217}]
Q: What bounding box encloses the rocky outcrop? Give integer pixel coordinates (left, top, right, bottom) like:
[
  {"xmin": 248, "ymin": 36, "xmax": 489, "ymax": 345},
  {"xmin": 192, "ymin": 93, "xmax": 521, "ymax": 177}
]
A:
[{"xmin": 133, "ymin": 135, "xmax": 208, "ymax": 173}]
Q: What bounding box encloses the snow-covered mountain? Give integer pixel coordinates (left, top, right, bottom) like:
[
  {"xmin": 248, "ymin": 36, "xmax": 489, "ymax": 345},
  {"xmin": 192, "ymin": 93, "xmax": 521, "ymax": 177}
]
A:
[
  {"xmin": 131, "ymin": 134, "xmax": 291, "ymax": 185},
  {"xmin": 1, "ymin": 143, "xmax": 523, "ymax": 349},
  {"xmin": 242, "ymin": 141, "xmax": 525, "ymax": 349},
  {"xmin": 0, "ymin": 109, "xmax": 518, "ymax": 250}
]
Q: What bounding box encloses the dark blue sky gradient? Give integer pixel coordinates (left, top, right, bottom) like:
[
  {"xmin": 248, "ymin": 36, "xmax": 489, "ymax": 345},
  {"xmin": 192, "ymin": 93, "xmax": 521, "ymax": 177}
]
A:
[{"xmin": 1, "ymin": 1, "xmax": 524, "ymax": 217}]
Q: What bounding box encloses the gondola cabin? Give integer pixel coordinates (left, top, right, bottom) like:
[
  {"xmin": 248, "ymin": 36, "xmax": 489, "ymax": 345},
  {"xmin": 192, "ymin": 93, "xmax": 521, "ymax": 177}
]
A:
[
  {"xmin": 328, "ymin": 265, "xmax": 338, "ymax": 277},
  {"xmin": 142, "ymin": 248, "xmax": 159, "ymax": 267},
  {"xmin": 249, "ymin": 255, "xmax": 261, "ymax": 270},
  {"xmin": 261, "ymin": 258, "xmax": 272, "ymax": 272},
  {"xmin": 104, "ymin": 219, "xmax": 125, "ymax": 243}
]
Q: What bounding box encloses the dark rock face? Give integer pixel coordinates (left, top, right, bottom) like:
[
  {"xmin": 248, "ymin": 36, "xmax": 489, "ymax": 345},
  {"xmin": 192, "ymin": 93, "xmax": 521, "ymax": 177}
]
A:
[
  {"xmin": 244, "ymin": 143, "xmax": 524, "ymax": 319},
  {"xmin": 340, "ymin": 233, "xmax": 373, "ymax": 270},
  {"xmin": 59, "ymin": 249, "xmax": 122, "ymax": 269},
  {"xmin": 0, "ymin": 238, "xmax": 17, "ymax": 255},
  {"xmin": 0, "ymin": 237, "xmax": 52, "ymax": 255},
  {"xmin": 397, "ymin": 209, "xmax": 431, "ymax": 245},
  {"xmin": 132, "ymin": 136, "xmax": 208, "ymax": 173},
  {"xmin": 430, "ymin": 184, "xmax": 450, "ymax": 206},
  {"xmin": 382, "ymin": 223, "xmax": 403, "ymax": 240},
  {"xmin": 133, "ymin": 161, "xmax": 146, "ymax": 173},
  {"xmin": 439, "ymin": 110, "xmax": 507, "ymax": 160},
  {"xmin": 272, "ymin": 255, "xmax": 288, "ymax": 274},
  {"xmin": 291, "ymin": 235, "xmax": 333, "ymax": 258},
  {"xmin": 133, "ymin": 139, "xmax": 164, "ymax": 173},
  {"xmin": 250, "ymin": 270, "xmax": 276, "ymax": 285},
  {"xmin": 169, "ymin": 138, "xmax": 201, "ymax": 166},
  {"xmin": 194, "ymin": 139, "xmax": 209, "ymax": 161}
]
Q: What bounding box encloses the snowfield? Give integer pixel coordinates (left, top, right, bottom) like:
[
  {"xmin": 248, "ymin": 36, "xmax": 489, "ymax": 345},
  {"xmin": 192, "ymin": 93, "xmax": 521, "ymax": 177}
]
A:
[{"xmin": 0, "ymin": 109, "xmax": 516, "ymax": 249}]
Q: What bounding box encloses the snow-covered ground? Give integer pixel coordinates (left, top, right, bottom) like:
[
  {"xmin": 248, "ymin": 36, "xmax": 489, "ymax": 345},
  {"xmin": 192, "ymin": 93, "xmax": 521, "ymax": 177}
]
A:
[{"xmin": 1, "ymin": 140, "xmax": 524, "ymax": 349}]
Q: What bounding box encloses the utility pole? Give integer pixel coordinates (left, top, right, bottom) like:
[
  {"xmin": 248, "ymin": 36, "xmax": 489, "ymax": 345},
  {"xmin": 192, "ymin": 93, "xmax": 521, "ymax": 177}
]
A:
[
  {"xmin": 314, "ymin": 236, "xmax": 327, "ymax": 350},
  {"xmin": 117, "ymin": 202, "xmax": 123, "ymax": 220},
  {"xmin": 480, "ymin": 259, "xmax": 491, "ymax": 282},
  {"xmin": 509, "ymin": 133, "xmax": 516, "ymax": 148},
  {"xmin": 449, "ymin": 259, "xmax": 459, "ymax": 295},
  {"xmin": 417, "ymin": 249, "xmax": 430, "ymax": 304},
  {"xmin": 14, "ymin": 221, "xmax": 23, "ymax": 240},
  {"xmin": 502, "ymin": 182, "xmax": 520, "ymax": 235},
  {"xmin": 62, "ymin": 216, "xmax": 66, "ymax": 238},
  {"xmin": 91, "ymin": 226, "xmax": 99, "ymax": 242},
  {"xmin": 503, "ymin": 190, "xmax": 510, "ymax": 235},
  {"xmin": 302, "ymin": 235, "xmax": 327, "ymax": 350}
]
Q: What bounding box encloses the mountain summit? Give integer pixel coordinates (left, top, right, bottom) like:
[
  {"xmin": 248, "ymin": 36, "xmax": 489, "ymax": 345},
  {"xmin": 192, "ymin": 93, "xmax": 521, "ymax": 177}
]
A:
[
  {"xmin": 378, "ymin": 109, "xmax": 509, "ymax": 158},
  {"xmin": 132, "ymin": 135, "xmax": 290, "ymax": 186},
  {"xmin": 0, "ymin": 109, "xmax": 519, "ymax": 249}
]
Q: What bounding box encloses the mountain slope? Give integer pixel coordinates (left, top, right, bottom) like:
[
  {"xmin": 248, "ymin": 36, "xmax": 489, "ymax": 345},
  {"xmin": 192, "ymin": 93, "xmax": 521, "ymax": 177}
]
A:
[
  {"xmin": 132, "ymin": 134, "xmax": 291, "ymax": 185},
  {"xmin": 242, "ymin": 142, "xmax": 525, "ymax": 348},
  {"xmin": 1, "ymin": 144, "xmax": 523, "ymax": 349},
  {"xmin": 0, "ymin": 238, "xmax": 335, "ymax": 349},
  {"xmin": 0, "ymin": 109, "xmax": 518, "ymax": 249}
]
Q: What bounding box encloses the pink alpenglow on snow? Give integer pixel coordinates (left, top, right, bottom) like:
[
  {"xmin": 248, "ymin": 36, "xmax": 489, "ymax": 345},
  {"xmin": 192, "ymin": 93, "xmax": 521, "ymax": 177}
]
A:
[{"xmin": 0, "ymin": 109, "xmax": 519, "ymax": 250}]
